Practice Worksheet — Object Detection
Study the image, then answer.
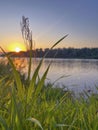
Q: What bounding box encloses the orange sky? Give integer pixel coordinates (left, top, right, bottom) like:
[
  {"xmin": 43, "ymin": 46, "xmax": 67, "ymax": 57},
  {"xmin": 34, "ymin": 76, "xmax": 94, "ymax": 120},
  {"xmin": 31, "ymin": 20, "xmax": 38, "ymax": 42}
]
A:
[{"xmin": 6, "ymin": 41, "xmax": 26, "ymax": 52}]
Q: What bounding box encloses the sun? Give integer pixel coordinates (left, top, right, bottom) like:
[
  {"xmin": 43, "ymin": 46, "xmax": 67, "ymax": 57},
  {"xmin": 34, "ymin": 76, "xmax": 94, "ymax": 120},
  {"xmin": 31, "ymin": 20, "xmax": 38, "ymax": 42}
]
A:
[
  {"xmin": 15, "ymin": 47, "xmax": 21, "ymax": 52},
  {"xmin": 7, "ymin": 42, "xmax": 26, "ymax": 52}
]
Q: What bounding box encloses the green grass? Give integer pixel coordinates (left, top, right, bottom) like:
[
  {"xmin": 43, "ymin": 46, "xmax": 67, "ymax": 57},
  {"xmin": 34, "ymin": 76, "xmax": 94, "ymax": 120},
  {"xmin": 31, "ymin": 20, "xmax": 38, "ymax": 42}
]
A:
[
  {"xmin": 0, "ymin": 61, "xmax": 98, "ymax": 130},
  {"xmin": 0, "ymin": 16, "xmax": 98, "ymax": 130}
]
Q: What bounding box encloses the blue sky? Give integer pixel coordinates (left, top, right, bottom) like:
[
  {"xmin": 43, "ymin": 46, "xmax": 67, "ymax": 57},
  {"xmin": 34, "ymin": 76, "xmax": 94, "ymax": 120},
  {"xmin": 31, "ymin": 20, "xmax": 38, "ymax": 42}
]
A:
[{"xmin": 0, "ymin": 0, "xmax": 98, "ymax": 51}]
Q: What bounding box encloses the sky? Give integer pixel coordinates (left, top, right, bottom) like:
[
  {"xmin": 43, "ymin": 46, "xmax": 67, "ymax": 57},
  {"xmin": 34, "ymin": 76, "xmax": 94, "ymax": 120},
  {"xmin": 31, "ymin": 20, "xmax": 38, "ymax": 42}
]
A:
[{"xmin": 0, "ymin": 0, "xmax": 98, "ymax": 51}]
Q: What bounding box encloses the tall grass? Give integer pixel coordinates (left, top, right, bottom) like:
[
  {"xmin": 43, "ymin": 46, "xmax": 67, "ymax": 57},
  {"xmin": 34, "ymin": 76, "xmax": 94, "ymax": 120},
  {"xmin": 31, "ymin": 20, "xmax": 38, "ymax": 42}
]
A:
[{"xmin": 0, "ymin": 16, "xmax": 98, "ymax": 130}]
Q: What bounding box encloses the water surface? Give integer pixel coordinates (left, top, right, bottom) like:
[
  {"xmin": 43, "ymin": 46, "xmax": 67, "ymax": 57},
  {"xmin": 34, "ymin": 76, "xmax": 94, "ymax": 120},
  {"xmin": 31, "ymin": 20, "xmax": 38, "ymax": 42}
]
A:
[
  {"xmin": 1, "ymin": 57, "xmax": 98, "ymax": 93},
  {"xmin": 36, "ymin": 58, "xmax": 98, "ymax": 93}
]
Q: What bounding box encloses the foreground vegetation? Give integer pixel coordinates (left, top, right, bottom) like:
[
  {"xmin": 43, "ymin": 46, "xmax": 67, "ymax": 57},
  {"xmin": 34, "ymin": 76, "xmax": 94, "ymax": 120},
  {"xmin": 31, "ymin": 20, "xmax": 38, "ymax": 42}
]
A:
[
  {"xmin": 0, "ymin": 61, "xmax": 98, "ymax": 130},
  {"xmin": 0, "ymin": 16, "xmax": 98, "ymax": 130},
  {"xmin": 0, "ymin": 60, "xmax": 98, "ymax": 130}
]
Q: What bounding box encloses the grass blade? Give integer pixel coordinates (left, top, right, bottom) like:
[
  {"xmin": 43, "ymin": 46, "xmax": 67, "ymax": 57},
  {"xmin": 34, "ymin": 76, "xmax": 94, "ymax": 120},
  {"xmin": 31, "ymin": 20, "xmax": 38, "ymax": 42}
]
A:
[
  {"xmin": 44, "ymin": 34, "xmax": 68, "ymax": 58},
  {"xmin": 0, "ymin": 47, "xmax": 24, "ymax": 100},
  {"xmin": 10, "ymin": 88, "xmax": 23, "ymax": 130},
  {"xmin": 27, "ymin": 35, "xmax": 68, "ymax": 102},
  {"xmin": 0, "ymin": 116, "xmax": 8, "ymax": 130},
  {"xmin": 34, "ymin": 63, "xmax": 50, "ymax": 97},
  {"xmin": 27, "ymin": 117, "xmax": 43, "ymax": 130},
  {"xmin": 27, "ymin": 59, "xmax": 43, "ymax": 102}
]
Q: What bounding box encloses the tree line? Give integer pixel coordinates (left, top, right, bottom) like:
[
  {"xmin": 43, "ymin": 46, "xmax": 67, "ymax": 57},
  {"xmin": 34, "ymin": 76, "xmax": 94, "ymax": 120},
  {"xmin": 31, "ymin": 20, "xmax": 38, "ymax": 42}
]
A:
[
  {"xmin": 1, "ymin": 47, "xmax": 98, "ymax": 59},
  {"xmin": 31, "ymin": 47, "xmax": 98, "ymax": 59}
]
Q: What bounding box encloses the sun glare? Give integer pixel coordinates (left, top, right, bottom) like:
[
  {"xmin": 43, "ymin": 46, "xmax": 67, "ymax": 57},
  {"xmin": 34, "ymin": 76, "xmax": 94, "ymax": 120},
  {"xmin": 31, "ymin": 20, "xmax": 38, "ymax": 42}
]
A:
[
  {"xmin": 7, "ymin": 42, "xmax": 26, "ymax": 52},
  {"xmin": 15, "ymin": 47, "xmax": 21, "ymax": 52}
]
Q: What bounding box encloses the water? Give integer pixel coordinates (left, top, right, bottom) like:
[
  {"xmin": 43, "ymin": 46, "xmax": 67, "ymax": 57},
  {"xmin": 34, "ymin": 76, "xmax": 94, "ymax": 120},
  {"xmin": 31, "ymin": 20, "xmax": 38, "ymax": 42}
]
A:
[
  {"xmin": 1, "ymin": 57, "xmax": 98, "ymax": 93},
  {"xmin": 36, "ymin": 58, "xmax": 98, "ymax": 93}
]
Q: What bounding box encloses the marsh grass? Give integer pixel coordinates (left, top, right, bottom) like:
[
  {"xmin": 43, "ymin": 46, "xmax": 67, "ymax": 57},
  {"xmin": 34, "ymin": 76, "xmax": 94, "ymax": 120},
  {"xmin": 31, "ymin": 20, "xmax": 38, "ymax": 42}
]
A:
[{"xmin": 0, "ymin": 16, "xmax": 98, "ymax": 130}]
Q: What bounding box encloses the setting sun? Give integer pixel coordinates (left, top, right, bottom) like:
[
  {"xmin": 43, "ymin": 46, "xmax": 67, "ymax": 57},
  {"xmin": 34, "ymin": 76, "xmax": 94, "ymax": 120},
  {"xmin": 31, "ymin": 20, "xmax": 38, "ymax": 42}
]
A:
[
  {"xmin": 7, "ymin": 42, "xmax": 26, "ymax": 52},
  {"xmin": 15, "ymin": 47, "xmax": 21, "ymax": 52}
]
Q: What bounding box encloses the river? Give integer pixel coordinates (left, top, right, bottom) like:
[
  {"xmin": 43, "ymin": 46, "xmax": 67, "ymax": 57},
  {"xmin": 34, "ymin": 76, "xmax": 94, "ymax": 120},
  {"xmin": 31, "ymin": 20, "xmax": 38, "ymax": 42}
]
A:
[{"xmin": 1, "ymin": 57, "xmax": 98, "ymax": 93}]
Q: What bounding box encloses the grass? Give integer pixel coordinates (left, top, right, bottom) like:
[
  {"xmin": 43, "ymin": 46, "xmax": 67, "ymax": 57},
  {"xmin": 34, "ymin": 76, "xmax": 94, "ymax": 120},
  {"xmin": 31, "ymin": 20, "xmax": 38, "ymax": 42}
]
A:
[
  {"xmin": 0, "ymin": 16, "xmax": 98, "ymax": 130},
  {"xmin": 0, "ymin": 59, "xmax": 98, "ymax": 130}
]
